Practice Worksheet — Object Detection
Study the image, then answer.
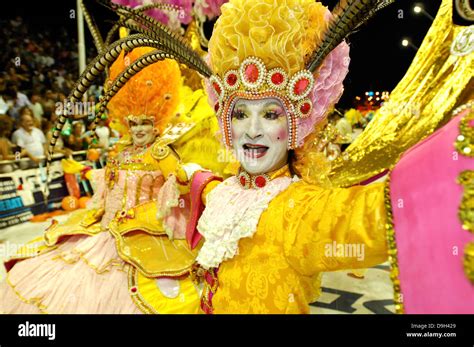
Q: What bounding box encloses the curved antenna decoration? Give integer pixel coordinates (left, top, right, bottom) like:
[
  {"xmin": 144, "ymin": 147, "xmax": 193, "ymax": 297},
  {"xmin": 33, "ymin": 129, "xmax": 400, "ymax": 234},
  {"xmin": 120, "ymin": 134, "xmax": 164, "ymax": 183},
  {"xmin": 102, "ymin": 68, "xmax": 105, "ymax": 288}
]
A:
[
  {"xmin": 306, "ymin": 0, "xmax": 394, "ymax": 72},
  {"xmin": 103, "ymin": 3, "xmax": 182, "ymax": 49},
  {"xmin": 98, "ymin": 0, "xmax": 212, "ymax": 77},
  {"xmin": 80, "ymin": 0, "xmax": 106, "ymax": 53}
]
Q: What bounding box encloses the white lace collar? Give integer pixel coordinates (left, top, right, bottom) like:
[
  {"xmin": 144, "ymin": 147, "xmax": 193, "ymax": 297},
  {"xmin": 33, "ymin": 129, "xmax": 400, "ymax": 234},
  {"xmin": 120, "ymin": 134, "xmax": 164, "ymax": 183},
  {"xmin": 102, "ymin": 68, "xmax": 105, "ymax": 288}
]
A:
[{"xmin": 196, "ymin": 174, "xmax": 295, "ymax": 269}]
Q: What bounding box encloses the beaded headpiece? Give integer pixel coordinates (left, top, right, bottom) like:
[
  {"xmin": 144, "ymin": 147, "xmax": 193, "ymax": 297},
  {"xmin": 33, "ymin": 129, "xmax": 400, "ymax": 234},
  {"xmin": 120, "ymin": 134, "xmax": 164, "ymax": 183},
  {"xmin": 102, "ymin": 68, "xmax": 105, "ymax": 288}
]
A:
[{"xmin": 205, "ymin": 0, "xmax": 355, "ymax": 149}]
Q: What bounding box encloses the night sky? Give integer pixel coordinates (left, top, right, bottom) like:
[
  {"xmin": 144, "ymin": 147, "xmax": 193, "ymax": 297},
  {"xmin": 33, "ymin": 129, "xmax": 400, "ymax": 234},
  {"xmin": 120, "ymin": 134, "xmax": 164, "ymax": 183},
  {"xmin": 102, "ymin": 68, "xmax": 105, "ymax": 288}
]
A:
[{"xmin": 3, "ymin": 0, "xmax": 444, "ymax": 108}]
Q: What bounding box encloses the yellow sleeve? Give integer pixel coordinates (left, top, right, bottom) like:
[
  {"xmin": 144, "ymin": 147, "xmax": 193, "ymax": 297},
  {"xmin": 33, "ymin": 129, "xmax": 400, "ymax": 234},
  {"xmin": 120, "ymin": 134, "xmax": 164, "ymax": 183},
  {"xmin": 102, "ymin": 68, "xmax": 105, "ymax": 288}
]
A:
[{"xmin": 282, "ymin": 181, "xmax": 388, "ymax": 276}]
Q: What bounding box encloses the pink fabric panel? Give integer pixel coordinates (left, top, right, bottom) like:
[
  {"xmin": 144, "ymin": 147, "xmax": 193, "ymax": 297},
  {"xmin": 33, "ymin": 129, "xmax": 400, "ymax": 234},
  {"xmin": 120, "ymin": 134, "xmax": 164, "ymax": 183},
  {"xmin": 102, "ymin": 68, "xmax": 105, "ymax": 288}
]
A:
[
  {"xmin": 186, "ymin": 171, "xmax": 222, "ymax": 249},
  {"xmin": 390, "ymin": 111, "xmax": 474, "ymax": 313}
]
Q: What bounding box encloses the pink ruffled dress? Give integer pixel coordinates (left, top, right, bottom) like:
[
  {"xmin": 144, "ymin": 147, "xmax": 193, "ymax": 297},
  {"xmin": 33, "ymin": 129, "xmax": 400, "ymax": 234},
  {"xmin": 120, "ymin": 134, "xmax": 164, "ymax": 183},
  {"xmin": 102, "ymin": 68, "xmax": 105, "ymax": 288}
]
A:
[{"xmin": 0, "ymin": 162, "xmax": 184, "ymax": 314}]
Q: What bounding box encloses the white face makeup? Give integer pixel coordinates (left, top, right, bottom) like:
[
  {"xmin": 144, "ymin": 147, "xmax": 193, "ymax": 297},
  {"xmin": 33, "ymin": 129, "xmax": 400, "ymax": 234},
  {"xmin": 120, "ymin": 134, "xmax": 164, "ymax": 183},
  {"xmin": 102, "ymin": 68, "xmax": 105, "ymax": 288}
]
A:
[
  {"xmin": 129, "ymin": 118, "xmax": 156, "ymax": 146},
  {"xmin": 231, "ymin": 98, "xmax": 289, "ymax": 175}
]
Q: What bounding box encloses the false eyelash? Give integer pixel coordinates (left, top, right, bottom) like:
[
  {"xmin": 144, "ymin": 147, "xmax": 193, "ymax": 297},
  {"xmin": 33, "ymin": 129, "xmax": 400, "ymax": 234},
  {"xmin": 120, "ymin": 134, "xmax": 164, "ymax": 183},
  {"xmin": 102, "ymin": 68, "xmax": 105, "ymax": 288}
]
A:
[
  {"xmin": 232, "ymin": 110, "xmax": 247, "ymax": 119},
  {"xmin": 264, "ymin": 111, "xmax": 282, "ymax": 119}
]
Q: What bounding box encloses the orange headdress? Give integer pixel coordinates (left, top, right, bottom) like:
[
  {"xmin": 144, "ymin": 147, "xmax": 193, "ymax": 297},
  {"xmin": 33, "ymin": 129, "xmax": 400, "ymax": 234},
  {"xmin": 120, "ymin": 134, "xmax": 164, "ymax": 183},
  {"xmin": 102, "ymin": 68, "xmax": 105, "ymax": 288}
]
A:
[{"xmin": 107, "ymin": 47, "xmax": 182, "ymax": 135}]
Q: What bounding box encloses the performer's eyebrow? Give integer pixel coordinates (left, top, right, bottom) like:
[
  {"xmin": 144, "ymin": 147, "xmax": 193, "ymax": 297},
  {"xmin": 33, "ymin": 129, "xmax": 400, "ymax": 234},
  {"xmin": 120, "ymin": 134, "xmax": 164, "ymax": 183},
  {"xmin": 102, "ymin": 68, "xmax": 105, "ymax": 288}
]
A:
[
  {"xmin": 264, "ymin": 102, "xmax": 284, "ymax": 111},
  {"xmin": 234, "ymin": 103, "xmax": 248, "ymax": 111}
]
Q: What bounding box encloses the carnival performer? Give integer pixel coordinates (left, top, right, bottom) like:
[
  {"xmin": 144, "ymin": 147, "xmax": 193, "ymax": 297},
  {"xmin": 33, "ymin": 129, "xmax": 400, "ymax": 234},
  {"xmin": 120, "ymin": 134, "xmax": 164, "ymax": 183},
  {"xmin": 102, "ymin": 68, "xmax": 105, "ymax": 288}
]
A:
[
  {"xmin": 0, "ymin": 47, "xmax": 202, "ymax": 314},
  {"xmin": 95, "ymin": 0, "xmax": 393, "ymax": 313},
  {"xmin": 181, "ymin": 0, "xmax": 391, "ymax": 314}
]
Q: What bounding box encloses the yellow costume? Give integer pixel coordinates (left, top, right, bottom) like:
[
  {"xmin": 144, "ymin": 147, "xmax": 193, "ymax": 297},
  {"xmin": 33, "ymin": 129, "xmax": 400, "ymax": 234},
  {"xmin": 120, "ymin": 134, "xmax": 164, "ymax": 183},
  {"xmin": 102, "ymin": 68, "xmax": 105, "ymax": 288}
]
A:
[
  {"xmin": 0, "ymin": 47, "xmax": 202, "ymax": 313},
  {"xmin": 195, "ymin": 166, "xmax": 387, "ymax": 314}
]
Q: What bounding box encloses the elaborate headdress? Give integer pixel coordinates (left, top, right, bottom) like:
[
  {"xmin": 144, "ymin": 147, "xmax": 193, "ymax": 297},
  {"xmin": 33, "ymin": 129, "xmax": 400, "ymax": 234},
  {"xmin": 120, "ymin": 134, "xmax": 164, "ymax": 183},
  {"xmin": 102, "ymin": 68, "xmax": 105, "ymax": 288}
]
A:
[
  {"xmin": 205, "ymin": 0, "xmax": 351, "ymax": 149},
  {"xmin": 106, "ymin": 46, "xmax": 182, "ymax": 135}
]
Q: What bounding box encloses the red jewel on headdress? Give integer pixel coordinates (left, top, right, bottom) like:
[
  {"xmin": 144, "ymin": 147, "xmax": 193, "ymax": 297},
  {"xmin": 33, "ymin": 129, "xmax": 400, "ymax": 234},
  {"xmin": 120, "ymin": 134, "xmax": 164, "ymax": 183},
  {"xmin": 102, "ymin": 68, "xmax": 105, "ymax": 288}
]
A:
[
  {"xmin": 300, "ymin": 102, "xmax": 311, "ymax": 115},
  {"xmin": 294, "ymin": 78, "xmax": 310, "ymax": 95},
  {"xmin": 271, "ymin": 72, "xmax": 284, "ymax": 85},
  {"xmin": 227, "ymin": 73, "xmax": 238, "ymax": 86},
  {"xmin": 130, "ymin": 286, "xmax": 137, "ymax": 294},
  {"xmin": 239, "ymin": 175, "xmax": 247, "ymax": 186},
  {"xmin": 214, "ymin": 102, "xmax": 220, "ymax": 112},
  {"xmin": 213, "ymin": 82, "xmax": 222, "ymax": 95},
  {"xmin": 245, "ymin": 64, "xmax": 259, "ymax": 83},
  {"xmin": 254, "ymin": 175, "xmax": 267, "ymax": 188}
]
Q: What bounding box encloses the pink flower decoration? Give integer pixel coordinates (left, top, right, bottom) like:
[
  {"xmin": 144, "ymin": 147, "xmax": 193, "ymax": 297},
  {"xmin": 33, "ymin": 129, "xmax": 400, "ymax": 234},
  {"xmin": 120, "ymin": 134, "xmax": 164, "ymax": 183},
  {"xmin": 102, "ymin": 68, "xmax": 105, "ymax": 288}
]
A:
[
  {"xmin": 112, "ymin": 0, "xmax": 194, "ymax": 25},
  {"xmin": 195, "ymin": 0, "xmax": 228, "ymax": 20}
]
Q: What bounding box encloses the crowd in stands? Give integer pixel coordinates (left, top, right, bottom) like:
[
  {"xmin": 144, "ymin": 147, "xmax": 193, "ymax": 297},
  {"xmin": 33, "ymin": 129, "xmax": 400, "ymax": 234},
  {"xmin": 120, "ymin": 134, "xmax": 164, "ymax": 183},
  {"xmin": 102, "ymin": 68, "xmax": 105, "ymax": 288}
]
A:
[{"xmin": 0, "ymin": 16, "xmax": 113, "ymax": 173}]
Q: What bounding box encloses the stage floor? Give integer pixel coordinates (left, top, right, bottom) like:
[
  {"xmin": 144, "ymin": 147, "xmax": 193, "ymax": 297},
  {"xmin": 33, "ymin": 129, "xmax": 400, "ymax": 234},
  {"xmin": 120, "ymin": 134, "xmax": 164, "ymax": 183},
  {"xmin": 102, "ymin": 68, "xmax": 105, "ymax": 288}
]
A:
[{"xmin": 0, "ymin": 214, "xmax": 395, "ymax": 314}]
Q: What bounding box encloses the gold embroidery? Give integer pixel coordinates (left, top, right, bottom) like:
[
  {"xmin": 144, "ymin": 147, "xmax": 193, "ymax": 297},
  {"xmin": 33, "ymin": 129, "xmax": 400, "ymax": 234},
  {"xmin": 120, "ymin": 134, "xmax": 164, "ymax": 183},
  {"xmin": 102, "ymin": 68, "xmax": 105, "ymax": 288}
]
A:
[
  {"xmin": 464, "ymin": 242, "xmax": 474, "ymax": 284},
  {"xmin": 128, "ymin": 267, "xmax": 158, "ymax": 314},
  {"xmin": 384, "ymin": 175, "xmax": 405, "ymax": 314},
  {"xmin": 457, "ymin": 170, "xmax": 474, "ymax": 233},
  {"xmin": 456, "ymin": 103, "xmax": 474, "ymax": 284},
  {"xmin": 151, "ymin": 142, "xmax": 170, "ymax": 160},
  {"xmin": 455, "ymin": 106, "xmax": 474, "ymax": 157}
]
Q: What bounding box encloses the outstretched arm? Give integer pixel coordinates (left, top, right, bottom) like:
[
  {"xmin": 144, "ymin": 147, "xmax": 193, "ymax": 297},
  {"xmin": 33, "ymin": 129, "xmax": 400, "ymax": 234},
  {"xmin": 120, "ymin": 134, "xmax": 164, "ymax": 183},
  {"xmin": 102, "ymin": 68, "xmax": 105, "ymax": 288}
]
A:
[{"xmin": 282, "ymin": 181, "xmax": 388, "ymax": 276}]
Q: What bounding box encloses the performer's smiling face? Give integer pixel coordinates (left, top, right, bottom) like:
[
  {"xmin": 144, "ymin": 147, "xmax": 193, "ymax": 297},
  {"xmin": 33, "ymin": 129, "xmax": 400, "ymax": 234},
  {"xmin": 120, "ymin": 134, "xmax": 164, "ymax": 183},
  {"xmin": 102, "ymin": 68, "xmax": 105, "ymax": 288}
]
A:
[
  {"xmin": 231, "ymin": 98, "xmax": 289, "ymax": 175},
  {"xmin": 129, "ymin": 118, "xmax": 156, "ymax": 146}
]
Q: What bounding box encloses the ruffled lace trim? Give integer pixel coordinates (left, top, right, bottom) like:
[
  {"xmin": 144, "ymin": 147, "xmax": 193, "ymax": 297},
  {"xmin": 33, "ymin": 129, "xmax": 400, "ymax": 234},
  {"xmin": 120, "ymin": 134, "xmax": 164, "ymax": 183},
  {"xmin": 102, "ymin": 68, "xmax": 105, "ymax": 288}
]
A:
[{"xmin": 196, "ymin": 175, "xmax": 294, "ymax": 269}]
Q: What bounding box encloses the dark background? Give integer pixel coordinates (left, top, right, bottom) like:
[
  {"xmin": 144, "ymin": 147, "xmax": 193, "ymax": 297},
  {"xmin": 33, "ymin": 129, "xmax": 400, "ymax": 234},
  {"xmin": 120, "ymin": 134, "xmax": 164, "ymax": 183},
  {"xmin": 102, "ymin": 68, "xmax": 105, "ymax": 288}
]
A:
[{"xmin": 1, "ymin": 0, "xmax": 445, "ymax": 108}]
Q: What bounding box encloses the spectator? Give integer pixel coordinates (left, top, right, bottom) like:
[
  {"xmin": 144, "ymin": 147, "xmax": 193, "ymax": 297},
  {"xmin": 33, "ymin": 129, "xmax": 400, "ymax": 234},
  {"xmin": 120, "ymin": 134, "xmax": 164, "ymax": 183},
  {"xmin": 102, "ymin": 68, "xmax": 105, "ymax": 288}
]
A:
[
  {"xmin": 4, "ymin": 83, "xmax": 31, "ymax": 122},
  {"xmin": 0, "ymin": 114, "xmax": 39, "ymax": 173},
  {"xmin": 65, "ymin": 121, "xmax": 87, "ymax": 151},
  {"xmin": 0, "ymin": 94, "xmax": 10, "ymax": 115},
  {"xmin": 0, "ymin": 114, "xmax": 17, "ymax": 173},
  {"xmin": 44, "ymin": 112, "xmax": 72, "ymax": 158},
  {"xmin": 28, "ymin": 92, "xmax": 44, "ymax": 124},
  {"xmin": 18, "ymin": 106, "xmax": 35, "ymax": 126},
  {"xmin": 94, "ymin": 118, "xmax": 112, "ymax": 149},
  {"xmin": 11, "ymin": 113, "xmax": 46, "ymax": 168},
  {"xmin": 41, "ymin": 89, "xmax": 57, "ymax": 117}
]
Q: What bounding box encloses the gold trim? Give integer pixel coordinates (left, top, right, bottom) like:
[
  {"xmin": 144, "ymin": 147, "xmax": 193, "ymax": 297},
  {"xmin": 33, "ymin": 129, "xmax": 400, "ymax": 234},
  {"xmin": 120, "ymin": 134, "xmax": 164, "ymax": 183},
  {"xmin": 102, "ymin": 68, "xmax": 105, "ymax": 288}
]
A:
[
  {"xmin": 128, "ymin": 267, "xmax": 158, "ymax": 314},
  {"xmin": 45, "ymin": 225, "xmax": 103, "ymax": 247},
  {"xmin": 384, "ymin": 175, "xmax": 405, "ymax": 314},
  {"xmin": 457, "ymin": 103, "xmax": 474, "ymax": 284},
  {"xmin": 457, "ymin": 170, "xmax": 474, "ymax": 233},
  {"xmin": 6, "ymin": 274, "xmax": 48, "ymax": 314},
  {"xmin": 51, "ymin": 250, "xmax": 127, "ymax": 275},
  {"xmin": 151, "ymin": 142, "xmax": 171, "ymax": 161},
  {"xmin": 464, "ymin": 242, "xmax": 474, "ymax": 284},
  {"xmin": 455, "ymin": 106, "xmax": 474, "ymax": 157}
]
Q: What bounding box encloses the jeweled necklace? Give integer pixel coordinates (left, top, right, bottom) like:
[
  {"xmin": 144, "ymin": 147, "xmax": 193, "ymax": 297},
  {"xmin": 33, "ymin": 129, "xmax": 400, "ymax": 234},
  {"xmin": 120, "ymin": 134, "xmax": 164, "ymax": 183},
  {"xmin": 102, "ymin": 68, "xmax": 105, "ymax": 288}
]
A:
[{"xmin": 237, "ymin": 164, "xmax": 292, "ymax": 189}]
